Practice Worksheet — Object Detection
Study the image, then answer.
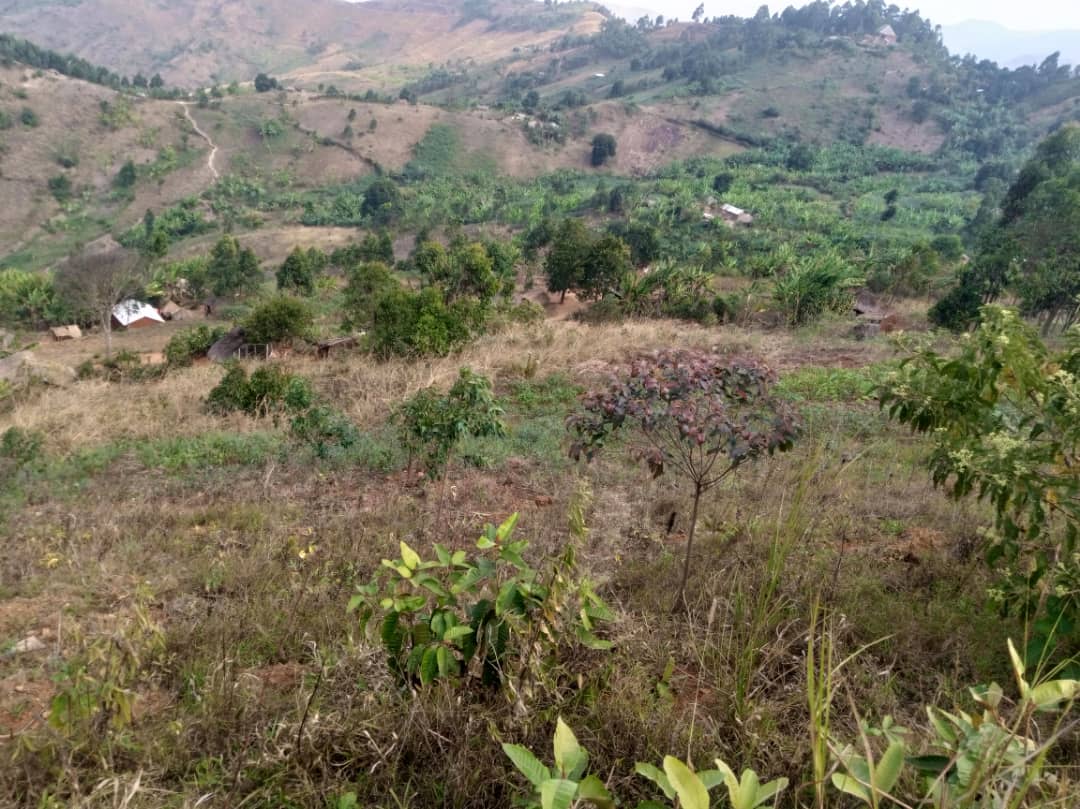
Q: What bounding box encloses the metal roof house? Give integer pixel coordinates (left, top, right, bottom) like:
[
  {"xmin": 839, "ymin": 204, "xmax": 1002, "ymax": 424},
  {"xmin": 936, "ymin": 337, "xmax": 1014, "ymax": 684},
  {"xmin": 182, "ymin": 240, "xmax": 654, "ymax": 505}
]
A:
[
  {"xmin": 111, "ymin": 300, "xmax": 165, "ymax": 329},
  {"xmin": 866, "ymin": 24, "xmax": 897, "ymax": 46}
]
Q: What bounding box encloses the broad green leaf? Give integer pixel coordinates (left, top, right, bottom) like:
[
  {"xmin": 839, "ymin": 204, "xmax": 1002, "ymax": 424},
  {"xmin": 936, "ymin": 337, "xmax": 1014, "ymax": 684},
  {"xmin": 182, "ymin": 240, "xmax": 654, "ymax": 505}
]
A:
[
  {"xmin": 1008, "ymin": 638, "xmax": 1030, "ymax": 696},
  {"xmin": 576, "ymin": 626, "xmax": 615, "ymax": 650},
  {"xmin": 419, "ymin": 645, "xmax": 438, "ymax": 685},
  {"xmin": 502, "ymin": 743, "xmax": 550, "ymax": 788},
  {"xmin": 735, "ymin": 769, "xmax": 759, "ymax": 809},
  {"xmin": 634, "ymin": 803, "xmax": 669, "ymax": 809},
  {"xmin": 497, "ymin": 512, "xmax": 520, "ymax": 542},
  {"xmin": 635, "ymin": 762, "xmax": 675, "ymax": 800},
  {"xmin": 1029, "ymin": 679, "xmax": 1079, "ymax": 711},
  {"xmin": 444, "ymin": 625, "xmax": 475, "ymax": 641},
  {"xmin": 415, "ymin": 575, "xmax": 450, "ymax": 598},
  {"xmin": 714, "ymin": 758, "xmax": 739, "ymax": 796},
  {"xmin": 452, "ymin": 566, "xmax": 484, "ymax": 594},
  {"xmin": 476, "ymin": 535, "xmax": 496, "ymax": 550},
  {"xmin": 381, "ymin": 559, "xmax": 412, "ymax": 579},
  {"xmin": 433, "ymin": 544, "xmax": 451, "ymax": 566},
  {"xmin": 831, "ymin": 773, "xmax": 871, "ymax": 804},
  {"xmin": 380, "ymin": 611, "xmax": 403, "ymax": 657},
  {"xmin": 553, "ymin": 717, "xmax": 584, "ymax": 777},
  {"xmin": 400, "ymin": 541, "xmax": 421, "ymax": 571},
  {"xmin": 435, "ymin": 645, "xmax": 454, "ymax": 678},
  {"xmin": 926, "ymin": 707, "xmax": 958, "ymax": 745},
  {"xmin": 663, "ymin": 756, "xmax": 709, "ymax": 809},
  {"xmin": 847, "ymin": 756, "xmax": 872, "ymax": 787},
  {"xmin": 540, "ymin": 778, "xmax": 577, "ymax": 809},
  {"xmin": 874, "ymin": 741, "xmax": 905, "ymax": 794},
  {"xmin": 970, "ymin": 682, "xmax": 1003, "ymax": 709},
  {"xmin": 698, "ymin": 769, "xmax": 725, "ymax": 790},
  {"xmin": 577, "ymin": 774, "xmax": 614, "ymax": 809},
  {"xmin": 346, "ymin": 594, "xmax": 365, "ymax": 613},
  {"xmin": 906, "ymin": 755, "xmax": 951, "ymax": 776},
  {"xmin": 754, "ymin": 778, "xmax": 788, "ymax": 807}
]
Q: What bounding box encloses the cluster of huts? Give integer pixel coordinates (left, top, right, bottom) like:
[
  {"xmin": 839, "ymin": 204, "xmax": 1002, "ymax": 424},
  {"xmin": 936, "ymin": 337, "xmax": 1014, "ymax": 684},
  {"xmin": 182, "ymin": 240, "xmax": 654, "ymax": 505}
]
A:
[{"xmin": 50, "ymin": 299, "xmax": 205, "ymax": 341}]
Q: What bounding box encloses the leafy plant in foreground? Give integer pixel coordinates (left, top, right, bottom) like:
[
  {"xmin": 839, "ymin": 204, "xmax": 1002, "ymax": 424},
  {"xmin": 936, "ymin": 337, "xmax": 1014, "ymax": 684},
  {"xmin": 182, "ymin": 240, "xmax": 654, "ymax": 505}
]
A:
[
  {"xmin": 879, "ymin": 306, "xmax": 1080, "ymax": 665},
  {"xmin": 831, "ymin": 640, "xmax": 1077, "ymax": 809},
  {"xmin": 503, "ymin": 717, "xmax": 788, "ymax": 809},
  {"xmin": 349, "ymin": 513, "xmax": 613, "ymax": 697},
  {"xmin": 568, "ymin": 351, "xmax": 800, "ymax": 608}
]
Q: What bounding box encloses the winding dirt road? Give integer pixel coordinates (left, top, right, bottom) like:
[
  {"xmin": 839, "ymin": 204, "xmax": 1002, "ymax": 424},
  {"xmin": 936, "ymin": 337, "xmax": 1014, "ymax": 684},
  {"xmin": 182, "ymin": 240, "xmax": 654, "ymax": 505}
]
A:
[{"xmin": 178, "ymin": 102, "xmax": 219, "ymax": 181}]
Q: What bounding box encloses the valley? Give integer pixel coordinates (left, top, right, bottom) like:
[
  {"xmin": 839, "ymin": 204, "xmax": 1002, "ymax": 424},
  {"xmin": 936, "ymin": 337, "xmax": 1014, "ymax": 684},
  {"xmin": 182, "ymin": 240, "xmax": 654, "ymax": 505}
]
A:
[{"xmin": 1, "ymin": 2, "xmax": 1079, "ymax": 807}]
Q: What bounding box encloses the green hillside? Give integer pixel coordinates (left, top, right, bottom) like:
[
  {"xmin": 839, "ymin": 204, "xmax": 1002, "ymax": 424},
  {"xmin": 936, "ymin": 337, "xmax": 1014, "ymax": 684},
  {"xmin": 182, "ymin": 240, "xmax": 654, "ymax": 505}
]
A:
[{"xmin": 1, "ymin": 3, "xmax": 1080, "ymax": 809}]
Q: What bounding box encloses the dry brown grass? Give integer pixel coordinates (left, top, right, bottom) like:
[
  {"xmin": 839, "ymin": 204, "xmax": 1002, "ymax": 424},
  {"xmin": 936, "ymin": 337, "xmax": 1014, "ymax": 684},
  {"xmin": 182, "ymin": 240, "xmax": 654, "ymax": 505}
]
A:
[
  {"xmin": 4, "ymin": 318, "xmax": 773, "ymax": 452},
  {"xmin": 2, "ymin": 311, "xmax": 1067, "ymax": 808}
]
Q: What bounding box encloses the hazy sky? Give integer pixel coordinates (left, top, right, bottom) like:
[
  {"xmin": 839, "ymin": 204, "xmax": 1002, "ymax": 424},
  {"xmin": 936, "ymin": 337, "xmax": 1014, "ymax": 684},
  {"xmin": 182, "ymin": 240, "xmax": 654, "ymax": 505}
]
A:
[{"xmin": 610, "ymin": 2, "xmax": 1080, "ymax": 31}]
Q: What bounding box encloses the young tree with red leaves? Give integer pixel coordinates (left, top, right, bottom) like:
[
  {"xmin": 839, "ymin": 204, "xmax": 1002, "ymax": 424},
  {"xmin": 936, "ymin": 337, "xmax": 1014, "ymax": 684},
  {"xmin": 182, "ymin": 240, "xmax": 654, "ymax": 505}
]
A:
[{"xmin": 568, "ymin": 350, "xmax": 801, "ymax": 609}]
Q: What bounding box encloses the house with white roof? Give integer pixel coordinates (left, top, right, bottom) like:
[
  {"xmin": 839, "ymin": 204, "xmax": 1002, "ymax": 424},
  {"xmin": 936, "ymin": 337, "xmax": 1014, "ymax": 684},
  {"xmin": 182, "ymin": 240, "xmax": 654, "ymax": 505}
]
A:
[{"xmin": 111, "ymin": 300, "xmax": 165, "ymax": 329}]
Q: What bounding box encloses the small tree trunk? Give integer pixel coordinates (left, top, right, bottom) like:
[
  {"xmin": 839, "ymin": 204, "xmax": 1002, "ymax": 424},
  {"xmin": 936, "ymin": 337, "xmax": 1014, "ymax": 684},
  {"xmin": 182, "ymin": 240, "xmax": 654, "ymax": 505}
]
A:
[
  {"xmin": 673, "ymin": 480, "xmax": 703, "ymax": 613},
  {"xmin": 102, "ymin": 311, "xmax": 113, "ymax": 360},
  {"xmin": 560, "ymin": 289, "xmax": 567, "ymax": 304}
]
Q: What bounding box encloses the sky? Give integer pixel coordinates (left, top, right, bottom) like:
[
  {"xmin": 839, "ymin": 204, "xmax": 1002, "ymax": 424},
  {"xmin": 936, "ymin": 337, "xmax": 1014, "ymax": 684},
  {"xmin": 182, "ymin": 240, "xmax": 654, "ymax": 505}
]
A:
[{"xmin": 605, "ymin": 2, "xmax": 1080, "ymax": 31}]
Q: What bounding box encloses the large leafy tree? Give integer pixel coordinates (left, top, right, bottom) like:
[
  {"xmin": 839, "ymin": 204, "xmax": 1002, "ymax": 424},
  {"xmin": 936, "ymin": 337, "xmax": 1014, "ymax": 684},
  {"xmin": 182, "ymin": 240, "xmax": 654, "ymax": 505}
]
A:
[
  {"xmin": 934, "ymin": 125, "xmax": 1080, "ymax": 332},
  {"xmin": 879, "ymin": 307, "xmax": 1080, "ymax": 666},
  {"xmin": 207, "ymin": 235, "xmax": 262, "ymax": 297},
  {"xmin": 545, "ymin": 219, "xmax": 592, "ymax": 303},
  {"xmin": 568, "ymin": 351, "xmax": 800, "ymax": 608},
  {"xmin": 276, "ymin": 247, "xmax": 316, "ymax": 296},
  {"xmin": 545, "ymin": 220, "xmax": 632, "ymax": 303}
]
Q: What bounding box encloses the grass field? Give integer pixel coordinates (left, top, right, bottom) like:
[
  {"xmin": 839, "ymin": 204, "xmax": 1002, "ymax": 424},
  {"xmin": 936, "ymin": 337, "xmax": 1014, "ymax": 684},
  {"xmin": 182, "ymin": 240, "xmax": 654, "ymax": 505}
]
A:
[{"xmin": 3, "ymin": 310, "xmax": 1057, "ymax": 807}]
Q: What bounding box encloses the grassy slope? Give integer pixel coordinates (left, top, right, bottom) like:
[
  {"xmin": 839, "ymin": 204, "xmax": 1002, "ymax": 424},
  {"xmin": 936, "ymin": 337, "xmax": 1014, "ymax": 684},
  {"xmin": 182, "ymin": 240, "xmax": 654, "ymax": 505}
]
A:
[
  {"xmin": 0, "ymin": 0, "xmax": 606, "ymax": 87},
  {"xmin": 0, "ymin": 314, "xmax": 1027, "ymax": 806},
  {"xmin": 0, "ymin": 72, "xmax": 747, "ymax": 270}
]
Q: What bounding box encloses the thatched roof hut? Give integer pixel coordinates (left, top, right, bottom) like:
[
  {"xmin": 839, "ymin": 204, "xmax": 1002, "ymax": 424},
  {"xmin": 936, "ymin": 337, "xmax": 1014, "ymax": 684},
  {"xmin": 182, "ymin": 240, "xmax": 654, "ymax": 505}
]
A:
[{"xmin": 207, "ymin": 327, "xmax": 246, "ymax": 363}]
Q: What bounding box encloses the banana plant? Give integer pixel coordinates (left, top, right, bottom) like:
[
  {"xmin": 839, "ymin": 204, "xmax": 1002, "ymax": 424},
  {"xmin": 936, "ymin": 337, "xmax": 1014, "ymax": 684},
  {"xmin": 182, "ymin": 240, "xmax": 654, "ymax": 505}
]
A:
[
  {"xmin": 832, "ymin": 640, "xmax": 1078, "ymax": 808},
  {"xmin": 636, "ymin": 756, "xmax": 788, "ymax": 809},
  {"xmin": 830, "ymin": 740, "xmax": 905, "ymax": 809},
  {"xmin": 502, "ymin": 717, "xmax": 614, "ymax": 809}
]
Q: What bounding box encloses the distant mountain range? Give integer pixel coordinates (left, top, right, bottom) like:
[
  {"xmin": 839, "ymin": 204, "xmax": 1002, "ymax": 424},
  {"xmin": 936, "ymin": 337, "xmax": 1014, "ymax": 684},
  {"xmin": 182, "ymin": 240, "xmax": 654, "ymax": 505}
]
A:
[{"xmin": 941, "ymin": 20, "xmax": 1080, "ymax": 69}]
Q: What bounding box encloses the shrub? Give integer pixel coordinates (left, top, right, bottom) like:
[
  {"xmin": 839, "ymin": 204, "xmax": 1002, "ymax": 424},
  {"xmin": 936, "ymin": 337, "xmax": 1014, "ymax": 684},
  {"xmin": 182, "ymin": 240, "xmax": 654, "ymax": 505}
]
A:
[
  {"xmin": 362, "ymin": 178, "xmax": 401, "ymax": 224},
  {"xmin": 289, "ymin": 404, "xmax": 359, "ymax": 460},
  {"xmin": 114, "ymin": 160, "xmax": 137, "ymax": 189},
  {"xmin": 205, "ymin": 363, "xmax": 311, "ymax": 418},
  {"xmin": 930, "ymin": 233, "xmax": 965, "ymax": 261},
  {"xmin": 341, "ymin": 261, "xmax": 397, "ymax": 331},
  {"xmin": 0, "ymin": 426, "xmax": 43, "ymax": 481},
  {"xmin": 241, "ymin": 295, "xmax": 314, "ymax": 344},
  {"xmin": 568, "ymin": 351, "xmax": 800, "ymax": 607},
  {"xmin": 163, "ymin": 325, "xmax": 226, "ymax": 367},
  {"xmin": 47, "ymin": 174, "xmax": 72, "ymax": 202},
  {"xmin": 206, "ymin": 234, "xmax": 263, "ymax": 296},
  {"xmin": 275, "ymin": 247, "xmax": 318, "ymax": 296},
  {"xmin": 20, "ymin": 106, "xmax": 38, "ymax": 127},
  {"xmin": 253, "ymin": 72, "xmax": 278, "ymax": 92},
  {"xmin": 394, "ymin": 367, "xmax": 505, "ymax": 478},
  {"xmin": 349, "ymin": 512, "xmax": 612, "ymax": 691},
  {"xmin": 879, "ymin": 307, "xmax": 1080, "ymax": 664},
  {"xmin": 590, "ymin": 133, "xmax": 616, "ymax": 167},
  {"xmin": 368, "ymin": 286, "xmax": 474, "ymax": 359}
]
